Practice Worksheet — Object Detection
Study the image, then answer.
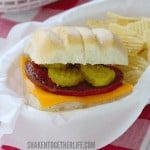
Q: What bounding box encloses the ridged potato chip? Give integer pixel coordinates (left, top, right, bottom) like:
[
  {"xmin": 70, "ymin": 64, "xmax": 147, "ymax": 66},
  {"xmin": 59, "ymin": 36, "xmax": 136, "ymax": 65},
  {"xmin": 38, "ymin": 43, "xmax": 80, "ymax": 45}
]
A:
[
  {"xmin": 109, "ymin": 23, "xmax": 145, "ymax": 53},
  {"xmin": 87, "ymin": 19, "xmax": 114, "ymax": 29},
  {"xmin": 138, "ymin": 49, "xmax": 148, "ymax": 61},
  {"xmin": 127, "ymin": 19, "xmax": 150, "ymax": 35},
  {"xmin": 107, "ymin": 12, "xmax": 138, "ymax": 25},
  {"xmin": 117, "ymin": 55, "xmax": 148, "ymax": 84},
  {"xmin": 143, "ymin": 30, "xmax": 150, "ymax": 62},
  {"xmin": 128, "ymin": 55, "xmax": 148, "ymax": 71},
  {"xmin": 123, "ymin": 70, "xmax": 143, "ymax": 85}
]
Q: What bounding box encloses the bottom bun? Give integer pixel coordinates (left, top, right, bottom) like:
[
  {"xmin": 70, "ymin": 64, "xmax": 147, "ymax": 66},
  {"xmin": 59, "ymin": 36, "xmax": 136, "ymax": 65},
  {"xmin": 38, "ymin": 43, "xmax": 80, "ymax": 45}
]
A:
[
  {"xmin": 26, "ymin": 93, "xmax": 88, "ymax": 111},
  {"xmin": 25, "ymin": 91, "xmax": 131, "ymax": 112}
]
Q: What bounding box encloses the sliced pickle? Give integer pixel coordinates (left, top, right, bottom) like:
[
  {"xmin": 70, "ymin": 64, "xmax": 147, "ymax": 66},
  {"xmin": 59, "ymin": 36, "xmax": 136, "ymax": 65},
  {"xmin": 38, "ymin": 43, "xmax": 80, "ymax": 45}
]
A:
[
  {"xmin": 48, "ymin": 65, "xmax": 84, "ymax": 87},
  {"xmin": 81, "ymin": 64, "xmax": 115, "ymax": 87}
]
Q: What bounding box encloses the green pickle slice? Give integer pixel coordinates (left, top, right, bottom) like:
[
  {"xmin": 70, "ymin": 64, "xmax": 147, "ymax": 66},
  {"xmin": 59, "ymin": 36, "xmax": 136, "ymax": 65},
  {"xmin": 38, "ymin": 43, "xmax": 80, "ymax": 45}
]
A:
[
  {"xmin": 47, "ymin": 64, "xmax": 84, "ymax": 87},
  {"xmin": 43, "ymin": 63, "xmax": 66, "ymax": 69},
  {"xmin": 46, "ymin": 63, "xmax": 115, "ymax": 87},
  {"xmin": 81, "ymin": 64, "xmax": 115, "ymax": 87}
]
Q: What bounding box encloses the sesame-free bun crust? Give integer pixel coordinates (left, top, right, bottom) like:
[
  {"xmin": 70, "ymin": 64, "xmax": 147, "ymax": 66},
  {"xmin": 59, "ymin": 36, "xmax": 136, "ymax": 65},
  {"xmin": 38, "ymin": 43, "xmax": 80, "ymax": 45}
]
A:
[{"xmin": 24, "ymin": 26, "xmax": 128, "ymax": 65}]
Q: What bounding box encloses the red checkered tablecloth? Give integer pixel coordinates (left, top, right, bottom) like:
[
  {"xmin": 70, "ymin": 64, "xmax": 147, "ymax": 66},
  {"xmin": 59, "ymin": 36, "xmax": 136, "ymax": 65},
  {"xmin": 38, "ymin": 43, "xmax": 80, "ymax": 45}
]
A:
[{"xmin": 0, "ymin": 0, "xmax": 150, "ymax": 150}]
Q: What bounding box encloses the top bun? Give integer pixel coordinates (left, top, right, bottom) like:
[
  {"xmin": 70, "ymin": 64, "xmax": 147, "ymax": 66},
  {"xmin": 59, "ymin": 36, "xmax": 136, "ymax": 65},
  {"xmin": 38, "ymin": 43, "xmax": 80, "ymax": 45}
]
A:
[{"xmin": 24, "ymin": 26, "xmax": 128, "ymax": 65}]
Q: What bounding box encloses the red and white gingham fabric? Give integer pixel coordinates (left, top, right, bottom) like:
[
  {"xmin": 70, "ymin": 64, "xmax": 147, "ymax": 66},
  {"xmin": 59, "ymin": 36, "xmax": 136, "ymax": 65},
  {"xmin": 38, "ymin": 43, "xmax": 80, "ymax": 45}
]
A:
[{"xmin": 0, "ymin": 0, "xmax": 150, "ymax": 150}]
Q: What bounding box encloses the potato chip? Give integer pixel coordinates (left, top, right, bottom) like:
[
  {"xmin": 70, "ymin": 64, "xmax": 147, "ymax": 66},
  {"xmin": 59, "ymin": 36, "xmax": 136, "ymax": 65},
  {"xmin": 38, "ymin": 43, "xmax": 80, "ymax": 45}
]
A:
[
  {"xmin": 123, "ymin": 55, "xmax": 147, "ymax": 71},
  {"xmin": 138, "ymin": 49, "xmax": 148, "ymax": 61},
  {"xmin": 86, "ymin": 19, "xmax": 114, "ymax": 29},
  {"xmin": 127, "ymin": 19, "xmax": 150, "ymax": 35},
  {"xmin": 109, "ymin": 23, "xmax": 145, "ymax": 53},
  {"xmin": 128, "ymin": 55, "xmax": 148, "ymax": 71},
  {"xmin": 119, "ymin": 35, "xmax": 145, "ymax": 53},
  {"xmin": 107, "ymin": 12, "xmax": 139, "ymax": 25},
  {"xmin": 108, "ymin": 23, "xmax": 134, "ymax": 34},
  {"xmin": 123, "ymin": 70, "xmax": 143, "ymax": 85},
  {"xmin": 108, "ymin": 23, "xmax": 139, "ymax": 37},
  {"xmin": 143, "ymin": 30, "xmax": 150, "ymax": 62},
  {"xmin": 117, "ymin": 55, "xmax": 148, "ymax": 84}
]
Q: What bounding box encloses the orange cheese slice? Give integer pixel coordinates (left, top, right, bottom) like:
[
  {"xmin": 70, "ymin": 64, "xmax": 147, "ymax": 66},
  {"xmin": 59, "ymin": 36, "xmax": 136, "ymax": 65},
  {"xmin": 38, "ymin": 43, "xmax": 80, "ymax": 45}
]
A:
[{"xmin": 21, "ymin": 56, "xmax": 133, "ymax": 109}]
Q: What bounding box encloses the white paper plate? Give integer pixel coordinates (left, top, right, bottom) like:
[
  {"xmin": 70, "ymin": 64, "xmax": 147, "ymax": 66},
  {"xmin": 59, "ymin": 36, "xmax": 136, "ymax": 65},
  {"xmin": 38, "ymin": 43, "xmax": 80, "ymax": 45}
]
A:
[{"xmin": 0, "ymin": 0, "xmax": 150, "ymax": 149}]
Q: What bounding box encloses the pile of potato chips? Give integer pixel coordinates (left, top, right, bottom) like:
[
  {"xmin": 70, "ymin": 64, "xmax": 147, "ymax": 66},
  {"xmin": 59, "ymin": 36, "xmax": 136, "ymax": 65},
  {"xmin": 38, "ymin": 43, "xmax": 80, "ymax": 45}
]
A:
[{"xmin": 87, "ymin": 12, "xmax": 150, "ymax": 85}]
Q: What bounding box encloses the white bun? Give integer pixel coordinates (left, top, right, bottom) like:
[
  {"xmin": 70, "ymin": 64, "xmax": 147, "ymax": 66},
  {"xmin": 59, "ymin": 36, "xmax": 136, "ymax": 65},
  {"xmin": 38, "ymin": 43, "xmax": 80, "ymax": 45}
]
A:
[
  {"xmin": 25, "ymin": 93, "xmax": 125, "ymax": 112},
  {"xmin": 26, "ymin": 93, "xmax": 87, "ymax": 112},
  {"xmin": 26, "ymin": 92, "xmax": 129, "ymax": 112},
  {"xmin": 24, "ymin": 26, "xmax": 128, "ymax": 65}
]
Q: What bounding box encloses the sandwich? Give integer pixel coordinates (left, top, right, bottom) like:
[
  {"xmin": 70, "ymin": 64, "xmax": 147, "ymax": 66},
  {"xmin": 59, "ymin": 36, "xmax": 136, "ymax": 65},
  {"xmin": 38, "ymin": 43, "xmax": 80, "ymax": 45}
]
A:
[{"xmin": 20, "ymin": 26, "xmax": 133, "ymax": 111}]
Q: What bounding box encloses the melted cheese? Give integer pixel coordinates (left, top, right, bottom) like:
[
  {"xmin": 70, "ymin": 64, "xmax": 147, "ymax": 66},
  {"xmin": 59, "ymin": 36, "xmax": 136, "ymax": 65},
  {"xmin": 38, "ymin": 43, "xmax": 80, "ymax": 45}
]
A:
[{"xmin": 21, "ymin": 56, "xmax": 133, "ymax": 109}]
